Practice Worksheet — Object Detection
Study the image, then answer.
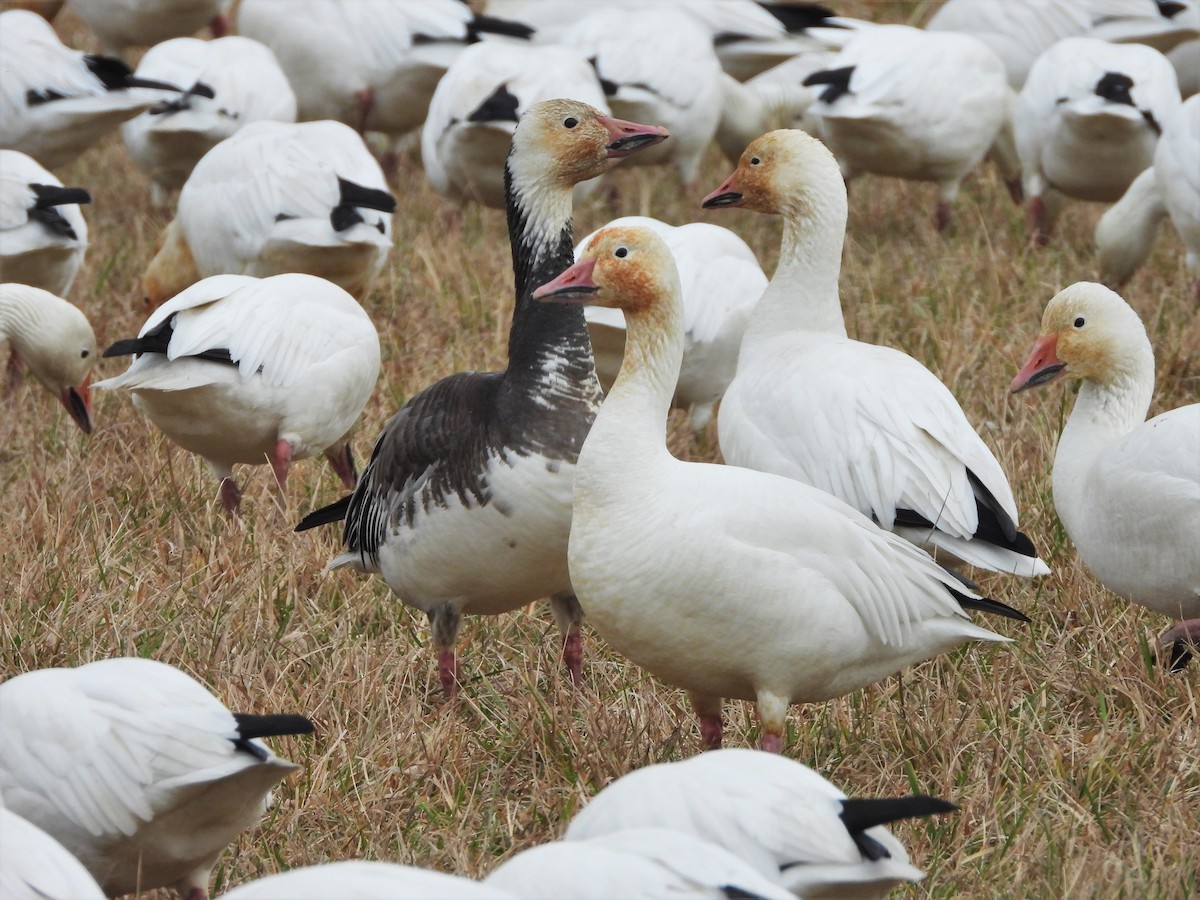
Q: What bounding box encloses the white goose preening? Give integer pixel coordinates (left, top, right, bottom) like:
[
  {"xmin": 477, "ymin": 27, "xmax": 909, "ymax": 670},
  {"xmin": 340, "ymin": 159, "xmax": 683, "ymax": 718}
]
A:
[
  {"xmin": 0, "ymin": 149, "xmax": 89, "ymax": 296},
  {"xmin": 120, "ymin": 36, "xmax": 297, "ymax": 206},
  {"xmin": 532, "ymin": 224, "xmax": 1029, "ymax": 752},
  {"xmin": 1, "ymin": 282, "xmax": 95, "ymax": 433},
  {"xmin": 800, "ymin": 24, "xmax": 1011, "ymax": 231},
  {"xmin": 0, "ymin": 657, "xmax": 314, "ymax": 900},
  {"xmin": 577, "ymin": 215, "xmax": 766, "ymax": 433},
  {"xmin": 702, "ymin": 130, "xmax": 1049, "ymax": 579},
  {"xmin": 95, "ymin": 272, "xmax": 380, "ymax": 516},
  {"xmin": 1014, "ymin": 37, "xmax": 1182, "ymax": 244},
  {"xmin": 295, "ymin": 101, "xmax": 668, "ymax": 699},
  {"xmin": 484, "ymin": 827, "xmax": 794, "ymax": 899},
  {"xmin": 1011, "ymin": 282, "xmax": 1200, "ymax": 670},
  {"xmin": 0, "ymin": 803, "xmax": 105, "ymax": 899},
  {"xmin": 142, "ymin": 119, "xmax": 395, "ymax": 306},
  {"xmin": 564, "ymin": 749, "xmax": 957, "ymax": 899},
  {"xmin": 222, "ymin": 860, "xmax": 516, "ymax": 899},
  {"xmin": 68, "ymin": 0, "xmax": 231, "ymax": 57}
]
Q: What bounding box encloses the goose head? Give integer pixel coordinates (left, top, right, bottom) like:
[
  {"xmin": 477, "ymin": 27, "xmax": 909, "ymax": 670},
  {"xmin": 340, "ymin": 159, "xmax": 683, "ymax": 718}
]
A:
[
  {"xmin": 701, "ymin": 129, "xmax": 843, "ymax": 218},
  {"xmin": 508, "ymin": 99, "xmax": 669, "ymax": 188},
  {"xmin": 1011, "ymin": 282, "xmax": 1152, "ymax": 393}
]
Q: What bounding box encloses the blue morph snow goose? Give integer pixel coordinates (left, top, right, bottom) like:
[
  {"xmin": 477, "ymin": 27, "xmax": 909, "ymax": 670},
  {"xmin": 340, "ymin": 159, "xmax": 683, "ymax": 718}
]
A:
[
  {"xmin": 0, "ymin": 657, "xmax": 314, "ymax": 900},
  {"xmin": 703, "ymin": 130, "xmax": 1049, "ymax": 580},
  {"xmin": 296, "ymin": 100, "xmax": 668, "ymax": 698},
  {"xmin": 97, "ymin": 273, "xmax": 380, "ymax": 515},
  {"xmin": 0, "ymin": 149, "xmax": 89, "ymax": 295},
  {"xmin": 533, "ymin": 225, "xmax": 1028, "ymax": 752}
]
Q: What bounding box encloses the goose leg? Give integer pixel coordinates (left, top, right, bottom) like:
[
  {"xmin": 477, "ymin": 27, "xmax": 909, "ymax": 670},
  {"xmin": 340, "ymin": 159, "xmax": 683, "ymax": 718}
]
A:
[
  {"xmin": 5, "ymin": 349, "xmax": 22, "ymax": 394},
  {"xmin": 1028, "ymin": 196, "xmax": 1051, "ymax": 246},
  {"xmin": 935, "ymin": 201, "xmax": 953, "ymax": 233},
  {"xmin": 756, "ymin": 691, "xmax": 788, "ymax": 753},
  {"xmin": 1160, "ymin": 619, "xmax": 1200, "ymax": 672},
  {"xmin": 689, "ymin": 692, "xmax": 724, "ymax": 751},
  {"xmin": 269, "ymin": 438, "xmax": 292, "ymax": 507},
  {"xmin": 355, "ymin": 87, "xmax": 374, "ymax": 136},
  {"xmin": 428, "ymin": 602, "xmax": 463, "ymax": 699},
  {"xmin": 324, "ymin": 441, "xmax": 358, "ymax": 488},
  {"xmin": 550, "ymin": 593, "xmax": 584, "ymax": 686},
  {"xmin": 218, "ymin": 476, "xmax": 241, "ymax": 517}
]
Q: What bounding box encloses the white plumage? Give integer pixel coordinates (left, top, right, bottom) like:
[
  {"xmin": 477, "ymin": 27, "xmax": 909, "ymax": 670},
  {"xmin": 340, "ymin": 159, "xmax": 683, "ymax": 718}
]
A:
[
  {"xmin": 0, "ymin": 657, "xmax": 313, "ymax": 899},
  {"xmin": 222, "ymin": 860, "xmax": 515, "ymax": 899},
  {"xmin": 703, "ymin": 130, "xmax": 1048, "ymax": 578},
  {"xmin": 95, "ymin": 272, "xmax": 380, "ymax": 514},
  {"xmin": 0, "ymin": 149, "xmax": 88, "ymax": 295},
  {"xmin": 68, "ymin": 0, "xmax": 229, "ymax": 56},
  {"xmin": 0, "ymin": 804, "xmax": 105, "ymax": 899}
]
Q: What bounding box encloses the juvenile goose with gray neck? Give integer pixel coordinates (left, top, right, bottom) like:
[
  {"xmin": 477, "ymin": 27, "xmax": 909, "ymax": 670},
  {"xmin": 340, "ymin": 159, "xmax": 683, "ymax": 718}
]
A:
[{"xmin": 296, "ymin": 99, "xmax": 667, "ymax": 698}]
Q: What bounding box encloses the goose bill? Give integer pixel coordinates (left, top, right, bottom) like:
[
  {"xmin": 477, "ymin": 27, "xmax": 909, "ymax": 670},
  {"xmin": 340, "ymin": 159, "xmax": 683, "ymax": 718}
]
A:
[
  {"xmin": 701, "ymin": 173, "xmax": 744, "ymax": 208},
  {"xmin": 61, "ymin": 379, "xmax": 93, "ymax": 434},
  {"xmin": 533, "ymin": 258, "xmax": 599, "ymax": 303},
  {"xmin": 598, "ymin": 116, "xmax": 669, "ymax": 157},
  {"xmin": 1010, "ymin": 334, "xmax": 1066, "ymax": 393}
]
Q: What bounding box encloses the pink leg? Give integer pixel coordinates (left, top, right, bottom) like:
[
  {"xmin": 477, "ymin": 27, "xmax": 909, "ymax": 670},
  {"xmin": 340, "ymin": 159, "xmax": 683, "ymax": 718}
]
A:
[
  {"xmin": 324, "ymin": 442, "xmax": 357, "ymax": 489},
  {"xmin": 563, "ymin": 631, "xmax": 583, "ymax": 687},
  {"xmin": 759, "ymin": 732, "xmax": 784, "ymax": 754},
  {"xmin": 355, "ymin": 87, "xmax": 373, "ymax": 136},
  {"xmin": 935, "ymin": 201, "xmax": 952, "ymax": 233},
  {"xmin": 219, "ymin": 477, "xmax": 241, "ymax": 517},
  {"xmin": 1161, "ymin": 619, "xmax": 1200, "ymax": 672},
  {"xmin": 208, "ymin": 13, "xmax": 229, "ymax": 37},
  {"xmin": 1029, "ymin": 196, "xmax": 1050, "ymax": 247},
  {"xmin": 1005, "ymin": 177, "xmax": 1024, "ymax": 206},
  {"xmin": 5, "ymin": 350, "xmax": 22, "ymax": 394},
  {"xmin": 698, "ymin": 714, "xmax": 723, "ymax": 751},
  {"xmin": 269, "ymin": 439, "xmax": 292, "ymax": 507},
  {"xmin": 438, "ymin": 648, "xmax": 459, "ymax": 700},
  {"xmin": 185, "ymin": 887, "xmax": 208, "ymax": 900}
]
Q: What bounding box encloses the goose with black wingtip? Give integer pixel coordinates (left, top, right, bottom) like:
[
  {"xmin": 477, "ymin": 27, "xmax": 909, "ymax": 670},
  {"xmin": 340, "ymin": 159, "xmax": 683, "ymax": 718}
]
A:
[{"xmin": 0, "ymin": 150, "xmax": 89, "ymax": 295}]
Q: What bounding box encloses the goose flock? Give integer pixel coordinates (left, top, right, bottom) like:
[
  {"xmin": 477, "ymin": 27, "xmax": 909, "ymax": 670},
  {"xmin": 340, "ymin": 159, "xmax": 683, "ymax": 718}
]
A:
[{"xmin": 1, "ymin": 0, "xmax": 1198, "ymax": 896}]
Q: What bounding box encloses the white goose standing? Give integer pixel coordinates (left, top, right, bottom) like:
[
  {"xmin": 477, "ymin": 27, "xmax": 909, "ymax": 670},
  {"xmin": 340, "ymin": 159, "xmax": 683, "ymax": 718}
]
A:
[
  {"xmin": 533, "ymin": 224, "xmax": 1028, "ymax": 752},
  {"xmin": 1011, "ymin": 282, "xmax": 1200, "ymax": 670},
  {"xmin": 702, "ymin": 130, "xmax": 1048, "ymax": 579},
  {"xmin": 296, "ymin": 101, "xmax": 668, "ymax": 698}
]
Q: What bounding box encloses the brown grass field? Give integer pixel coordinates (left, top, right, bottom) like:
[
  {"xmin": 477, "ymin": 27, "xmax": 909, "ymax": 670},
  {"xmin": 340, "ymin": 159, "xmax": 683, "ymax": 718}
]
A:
[{"xmin": 3, "ymin": 2, "xmax": 1198, "ymax": 897}]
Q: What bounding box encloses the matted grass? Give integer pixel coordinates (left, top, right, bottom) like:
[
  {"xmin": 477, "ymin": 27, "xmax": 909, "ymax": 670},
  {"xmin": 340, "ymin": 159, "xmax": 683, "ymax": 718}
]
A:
[{"xmin": 2, "ymin": 3, "xmax": 1197, "ymax": 897}]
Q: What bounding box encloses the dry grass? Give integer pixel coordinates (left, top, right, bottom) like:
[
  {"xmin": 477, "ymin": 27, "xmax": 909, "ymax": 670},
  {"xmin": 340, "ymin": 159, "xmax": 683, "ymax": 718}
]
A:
[{"xmin": 3, "ymin": 3, "xmax": 1199, "ymax": 897}]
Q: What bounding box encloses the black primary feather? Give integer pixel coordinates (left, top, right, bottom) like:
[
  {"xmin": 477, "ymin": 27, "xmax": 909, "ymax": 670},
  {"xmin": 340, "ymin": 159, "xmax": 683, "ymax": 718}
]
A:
[
  {"xmin": 759, "ymin": 3, "xmax": 844, "ymax": 32},
  {"xmin": 295, "ymin": 494, "xmax": 352, "ymax": 531},
  {"xmin": 840, "ymin": 796, "xmax": 957, "ymax": 861},
  {"xmin": 589, "ymin": 57, "xmax": 620, "ymax": 98},
  {"xmin": 329, "ymin": 177, "xmax": 396, "ymax": 232},
  {"xmin": 103, "ymin": 317, "xmax": 235, "ymax": 366},
  {"xmin": 950, "ymin": 587, "xmax": 1031, "ymax": 623},
  {"xmin": 467, "ymin": 83, "xmax": 521, "ymax": 124},
  {"xmin": 803, "ymin": 66, "xmax": 855, "ymax": 104},
  {"xmin": 29, "ymin": 184, "xmax": 90, "ymax": 240},
  {"xmin": 231, "ymin": 713, "xmax": 315, "ymax": 761},
  {"xmin": 465, "ymin": 12, "xmax": 535, "ymax": 42},
  {"xmin": 1095, "ymin": 71, "xmax": 1136, "ymax": 106}
]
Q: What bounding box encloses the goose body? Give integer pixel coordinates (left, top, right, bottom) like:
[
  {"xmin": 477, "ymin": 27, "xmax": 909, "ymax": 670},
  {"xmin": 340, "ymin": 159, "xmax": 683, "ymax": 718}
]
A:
[
  {"xmin": 96, "ymin": 272, "xmax": 380, "ymax": 514},
  {"xmin": 703, "ymin": 130, "xmax": 1047, "ymax": 578},
  {"xmin": 1015, "ymin": 37, "xmax": 1181, "ymax": 240},
  {"xmin": 534, "ymin": 225, "xmax": 1026, "ymax": 751},
  {"xmin": 297, "ymin": 101, "xmax": 667, "ymax": 697},
  {"xmin": 802, "ymin": 24, "xmax": 1011, "ymax": 230},
  {"xmin": 577, "ymin": 215, "xmax": 765, "ymax": 432},
  {"xmin": 565, "ymin": 749, "xmax": 955, "ymax": 899},
  {"xmin": 69, "ymin": 0, "xmax": 228, "ymax": 56},
  {"xmin": 0, "ymin": 149, "xmax": 88, "ymax": 295},
  {"xmin": 222, "ymin": 861, "xmax": 515, "ymax": 899},
  {"xmin": 0, "ymin": 805, "xmax": 105, "ymax": 899},
  {"xmin": 485, "ymin": 827, "xmax": 794, "ymax": 899},
  {"xmin": 1012, "ymin": 282, "xmax": 1200, "ymax": 669},
  {"xmin": 421, "ymin": 41, "xmax": 609, "ymax": 208},
  {"xmin": 121, "ymin": 36, "xmax": 297, "ymax": 203},
  {"xmin": 1, "ymin": 282, "xmax": 95, "ymax": 432},
  {"xmin": 0, "ymin": 657, "xmax": 314, "ymax": 899},
  {"xmin": 143, "ymin": 119, "xmax": 395, "ymax": 305}
]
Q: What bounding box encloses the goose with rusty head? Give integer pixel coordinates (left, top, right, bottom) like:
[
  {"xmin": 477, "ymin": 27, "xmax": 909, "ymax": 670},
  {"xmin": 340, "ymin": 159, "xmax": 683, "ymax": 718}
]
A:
[
  {"xmin": 296, "ymin": 100, "xmax": 668, "ymax": 699},
  {"xmin": 533, "ymin": 224, "xmax": 1028, "ymax": 752},
  {"xmin": 702, "ymin": 130, "xmax": 1049, "ymax": 580},
  {"xmin": 1012, "ymin": 282, "xmax": 1200, "ymax": 670}
]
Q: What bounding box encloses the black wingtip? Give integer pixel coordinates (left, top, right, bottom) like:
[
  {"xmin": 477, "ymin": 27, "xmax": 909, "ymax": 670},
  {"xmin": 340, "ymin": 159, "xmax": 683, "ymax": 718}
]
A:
[
  {"xmin": 954, "ymin": 590, "xmax": 1032, "ymax": 624},
  {"xmin": 330, "ymin": 177, "xmax": 396, "ymax": 232},
  {"xmin": 103, "ymin": 337, "xmax": 149, "ymax": 358},
  {"xmin": 467, "ymin": 82, "xmax": 521, "ymax": 125},
  {"xmin": 31, "ymin": 184, "xmax": 92, "ymax": 208},
  {"xmin": 234, "ymin": 712, "xmax": 316, "ymax": 739},
  {"xmin": 841, "ymin": 796, "xmax": 957, "ymax": 861},
  {"xmin": 803, "ymin": 65, "xmax": 855, "ymax": 104},
  {"xmin": 759, "ymin": 2, "xmax": 844, "ymax": 32},
  {"xmin": 295, "ymin": 494, "xmax": 352, "ymax": 532},
  {"xmin": 466, "ymin": 11, "xmax": 535, "ymax": 42}
]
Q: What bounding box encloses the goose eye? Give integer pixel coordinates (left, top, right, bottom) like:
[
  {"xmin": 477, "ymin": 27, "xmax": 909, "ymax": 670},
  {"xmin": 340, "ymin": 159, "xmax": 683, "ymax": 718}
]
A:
[
  {"xmin": 563, "ymin": 117, "xmax": 578, "ymax": 128},
  {"xmin": 615, "ymin": 247, "xmax": 628, "ymax": 258},
  {"xmin": 750, "ymin": 157, "xmax": 761, "ymax": 165},
  {"xmin": 1073, "ymin": 317, "xmax": 1085, "ymax": 328},
  {"xmin": 81, "ymin": 349, "xmax": 90, "ymax": 358}
]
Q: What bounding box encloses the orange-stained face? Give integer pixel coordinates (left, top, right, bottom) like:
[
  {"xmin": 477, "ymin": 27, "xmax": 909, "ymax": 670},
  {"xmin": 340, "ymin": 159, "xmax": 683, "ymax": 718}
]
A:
[
  {"xmin": 533, "ymin": 225, "xmax": 675, "ymax": 317},
  {"xmin": 702, "ymin": 131, "xmax": 793, "ymax": 215}
]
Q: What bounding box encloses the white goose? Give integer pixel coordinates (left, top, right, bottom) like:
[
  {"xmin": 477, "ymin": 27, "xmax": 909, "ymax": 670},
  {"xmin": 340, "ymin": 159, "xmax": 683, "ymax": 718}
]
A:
[
  {"xmin": 69, "ymin": 0, "xmax": 230, "ymax": 57},
  {"xmin": 223, "ymin": 861, "xmax": 516, "ymax": 899},
  {"xmin": 1011, "ymin": 282, "xmax": 1200, "ymax": 670},
  {"xmin": 0, "ymin": 149, "xmax": 89, "ymax": 295},
  {"xmin": 296, "ymin": 101, "xmax": 667, "ymax": 699},
  {"xmin": 1096, "ymin": 93, "xmax": 1200, "ymax": 288},
  {"xmin": 95, "ymin": 273, "xmax": 380, "ymax": 515},
  {"xmin": 0, "ymin": 657, "xmax": 314, "ymax": 900},
  {"xmin": 703, "ymin": 130, "xmax": 1049, "ymax": 579},
  {"xmin": 800, "ymin": 24, "xmax": 1011, "ymax": 231},
  {"xmin": 485, "ymin": 827, "xmax": 794, "ymax": 899},
  {"xmin": 565, "ymin": 749, "xmax": 956, "ymax": 899},
  {"xmin": 1014, "ymin": 36, "xmax": 1182, "ymax": 244},
  {"xmin": 0, "ymin": 804, "xmax": 105, "ymax": 899},
  {"xmin": 142, "ymin": 119, "xmax": 395, "ymax": 306},
  {"xmin": 533, "ymin": 224, "xmax": 1028, "ymax": 752},
  {"xmin": 577, "ymin": 215, "xmax": 766, "ymax": 432},
  {"xmin": 421, "ymin": 41, "xmax": 610, "ymax": 208},
  {"xmin": 1, "ymin": 282, "xmax": 95, "ymax": 433},
  {"xmin": 120, "ymin": 36, "xmax": 297, "ymax": 206}
]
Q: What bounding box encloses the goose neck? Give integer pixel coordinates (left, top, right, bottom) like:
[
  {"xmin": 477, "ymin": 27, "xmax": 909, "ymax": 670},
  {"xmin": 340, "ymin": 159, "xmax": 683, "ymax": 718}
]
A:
[
  {"xmin": 1056, "ymin": 353, "xmax": 1155, "ymax": 473},
  {"xmin": 0, "ymin": 293, "xmax": 42, "ymax": 355}
]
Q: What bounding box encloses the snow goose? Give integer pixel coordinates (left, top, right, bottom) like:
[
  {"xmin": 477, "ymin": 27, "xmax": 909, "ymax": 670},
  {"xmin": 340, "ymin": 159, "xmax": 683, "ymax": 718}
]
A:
[
  {"xmin": 69, "ymin": 0, "xmax": 230, "ymax": 57},
  {"xmin": 0, "ymin": 804, "xmax": 105, "ymax": 899},
  {"xmin": 1011, "ymin": 282, "xmax": 1200, "ymax": 670},
  {"xmin": 485, "ymin": 827, "xmax": 794, "ymax": 899},
  {"xmin": 800, "ymin": 24, "xmax": 1011, "ymax": 231},
  {"xmin": 1015, "ymin": 37, "xmax": 1182, "ymax": 244},
  {"xmin": 120, "ymin": 36, "xmax": 297, "ymax": 206},
  {"xmin": 577, "ymin": 215, "xmax": 766, "ymax": 432},
  {"xmin": 0, "ymin": 149, "xmax": 88, "ymax": 295},
  {"xmin": 421, "ymin": 41, "xmax": 610, "ymax": 208},
  {"xmin": 560, "ymin": 7, "xmax": 723, "ymax": 186},
  {"xmin": 1, "ymin": 282, "xmax": 95, "ymax": 433},
  {"xmin": 0, "ymin": 10, "xmax": 195, "ymax": 169},
  {"xmin": 702, "ymin": 130, "xmax": 1048, "ymax": 579},
  {"xmin": 141, "ymin": 119, "xmax": 395, "ymax": 306},
  {"xmin": 0, "ymin": 657, "xmax": 314, "ymax": 899},
  {"xmin": 565, "ymin": 749, "xmax": 956, "ymax": 898},
  {"xmin": 533, "ymin": 224, "xmax": 1028, "ymax": 751},
  {"xmin": 223, "ymin": 861, "xmax": 515, "ymax": 899},
  {"xmin": 295, "ymin": 100, "xmax": 668, "ymax": 698},
  {"xmin": 96, "ymin": 272, "xmax": 380, "ymax": 515}
]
